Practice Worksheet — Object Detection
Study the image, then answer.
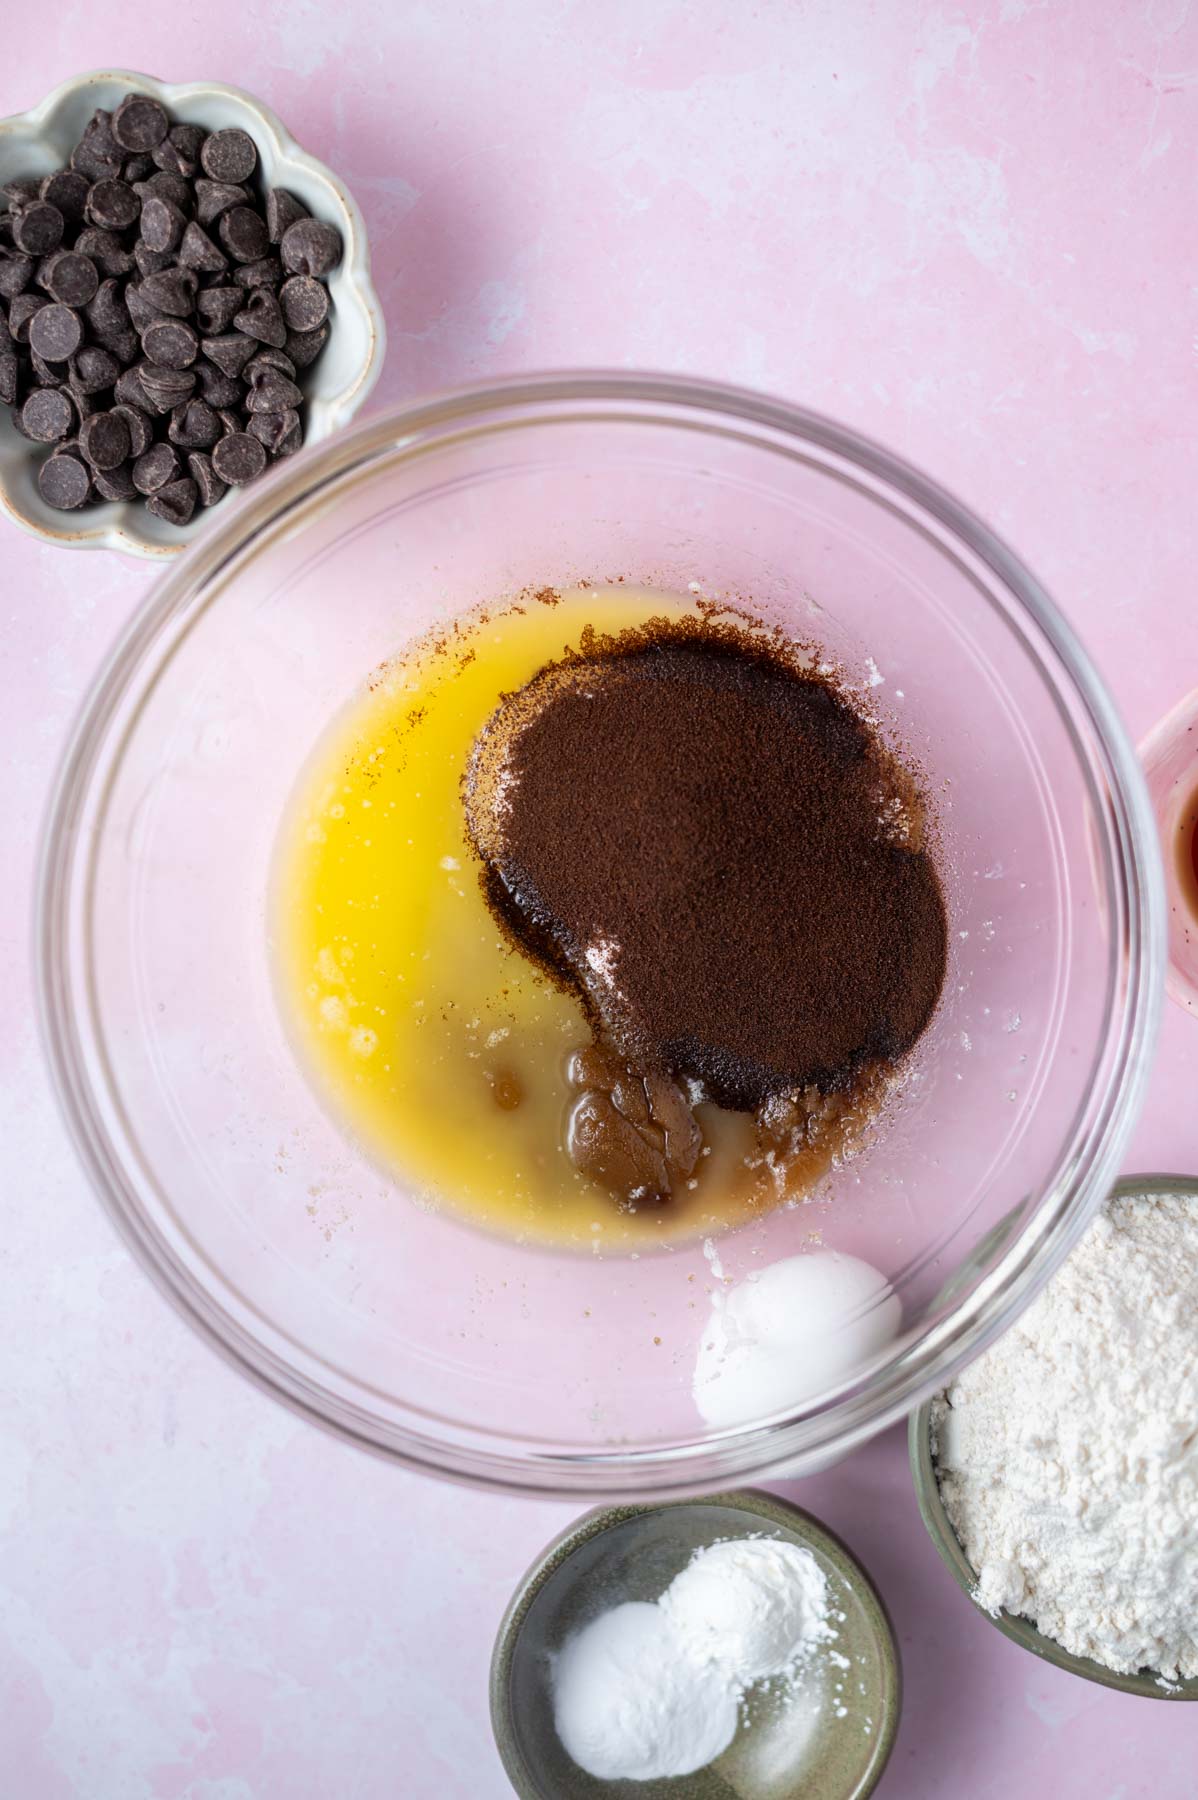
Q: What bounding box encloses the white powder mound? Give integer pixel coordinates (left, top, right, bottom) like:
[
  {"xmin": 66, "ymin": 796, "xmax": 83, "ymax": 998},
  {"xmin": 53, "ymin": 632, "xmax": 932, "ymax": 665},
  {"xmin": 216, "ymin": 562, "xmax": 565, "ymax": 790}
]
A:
[
  {"xmin": 935, "ymin": 1192, "xmax": 1198, "ymax": 1681},
  {"xmin": 693, "ymin": 1251, "xmax": 902, "ymax": 1428},
  {"xmin": 661, "ymin": 1537, "xmax": 831, "ymax": 1681},
  {"xmin": 552, "ymin": 1601, "xmax": 740, "ymax": 1781}
]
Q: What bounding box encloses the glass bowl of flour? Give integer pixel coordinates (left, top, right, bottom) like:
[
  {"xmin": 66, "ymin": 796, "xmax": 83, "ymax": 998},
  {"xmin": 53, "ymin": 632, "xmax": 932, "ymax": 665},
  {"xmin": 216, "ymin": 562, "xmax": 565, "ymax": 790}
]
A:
[{"xmin": 911, "ymin": 1174, "xmax": 1198, "ymax": 1699}]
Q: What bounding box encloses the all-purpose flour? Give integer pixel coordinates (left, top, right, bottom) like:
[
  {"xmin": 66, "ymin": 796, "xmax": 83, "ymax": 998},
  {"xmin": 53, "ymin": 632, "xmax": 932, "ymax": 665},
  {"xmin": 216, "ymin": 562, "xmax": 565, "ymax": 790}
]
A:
[{"xmin": 934, "ymin": 1191, "xmax": 1198, "ymax": 1681}]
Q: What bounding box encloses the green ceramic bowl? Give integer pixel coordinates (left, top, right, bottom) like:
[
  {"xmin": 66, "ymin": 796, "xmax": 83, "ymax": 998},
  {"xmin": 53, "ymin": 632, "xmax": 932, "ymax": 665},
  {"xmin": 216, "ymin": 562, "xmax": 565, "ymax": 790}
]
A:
[
  {"xmin": 490, "ymin": 1490, "xmax": 901, "ymax": 1799},
  {"xmin": 910, "ymin": 1173, "xmax": 1198, "ymax": 1702}
]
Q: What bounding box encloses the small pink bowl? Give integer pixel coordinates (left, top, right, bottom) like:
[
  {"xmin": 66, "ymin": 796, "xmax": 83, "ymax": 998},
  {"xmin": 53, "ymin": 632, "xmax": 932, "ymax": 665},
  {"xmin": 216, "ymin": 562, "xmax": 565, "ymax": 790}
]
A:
[{"xmin": 1141, "ymin": 688, "xmax": 1198, "ymax": 1017}]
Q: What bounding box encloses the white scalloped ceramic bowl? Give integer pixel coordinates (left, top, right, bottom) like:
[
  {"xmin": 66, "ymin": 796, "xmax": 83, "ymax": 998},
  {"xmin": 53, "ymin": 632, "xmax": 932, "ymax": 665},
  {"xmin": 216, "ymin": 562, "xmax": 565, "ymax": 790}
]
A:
[{"xmin": 0, "ymin": 68, "xmax": 384, "ymax": 559}]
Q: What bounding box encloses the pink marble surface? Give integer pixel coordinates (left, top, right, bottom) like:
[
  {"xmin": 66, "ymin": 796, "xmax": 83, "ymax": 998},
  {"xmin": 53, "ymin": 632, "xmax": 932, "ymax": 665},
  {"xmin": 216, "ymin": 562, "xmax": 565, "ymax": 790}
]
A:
[{"xmin": 3, "ymin": 4, "xmax": 1198, "ymax": 1795}]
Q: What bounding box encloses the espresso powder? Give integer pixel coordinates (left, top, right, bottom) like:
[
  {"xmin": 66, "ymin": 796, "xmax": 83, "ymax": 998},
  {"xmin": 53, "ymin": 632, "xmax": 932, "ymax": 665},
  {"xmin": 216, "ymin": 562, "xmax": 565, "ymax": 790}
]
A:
[{"xmin": 466, "ymin": 620, "xmax": 947, "ymax": 1115}]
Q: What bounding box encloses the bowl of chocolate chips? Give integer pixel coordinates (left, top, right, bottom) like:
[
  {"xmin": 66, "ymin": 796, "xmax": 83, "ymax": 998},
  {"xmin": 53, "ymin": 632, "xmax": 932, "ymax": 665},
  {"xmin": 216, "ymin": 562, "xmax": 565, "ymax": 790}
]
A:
[{"xmin": 0, "ymin": 70, "xmax": 383, "ymax": 557}]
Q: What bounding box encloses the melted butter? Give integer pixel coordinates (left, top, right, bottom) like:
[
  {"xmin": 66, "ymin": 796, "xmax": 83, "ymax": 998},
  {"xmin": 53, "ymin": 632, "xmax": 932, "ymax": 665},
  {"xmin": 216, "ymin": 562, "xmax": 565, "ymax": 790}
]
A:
[{"xmin": 273, "ymin": 589, "xmax": 858, "ymax": 1251}]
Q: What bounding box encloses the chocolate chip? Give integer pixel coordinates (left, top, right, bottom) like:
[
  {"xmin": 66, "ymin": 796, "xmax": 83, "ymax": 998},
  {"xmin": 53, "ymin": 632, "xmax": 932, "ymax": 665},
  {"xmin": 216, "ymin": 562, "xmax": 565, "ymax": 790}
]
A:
[
  {"xmin": 278, "ymin": 274, "xmax": 328, "ymax": 333},
  {"xmin": 74, "ymin": 227, "xmax": 135, "ymax": 278},
  {"xmin": 38, "ymin": 451, "xmax": 91, "ymax": 509},
  {"xmin": 2, "ymin": 178, "xmax": 41, "ymax": 207},
  {"xmin": 20, "ymin": 387, "xmax": 73, "ymax": 441},
  {"xmin": 0, "ymin": 347, "xmax": 17, "ymax": 405},
  {"xmin": 85, "ymin": 276, "xmax": 131, "ymax": 332},
  {"xmin": 39, "ymin": 170, "xmax": 90, "ymax": 221},
  {"xmin": 125, "ymin": 283, "xmax": 166, "ymax": 333},
  {"xmin": 86, "ymin": 179, "xmax": 140, "ymax": 232},
  {"xmin": 145, "ymin": 475, "xmax": 198, "ymax": 525},
  {"xmin": 138, "ymin": 363, "xmax": 196, "ymax": 413},
  {"xmin": 0, "ymin": 249, "xmax": 34, "ymax": 299},
  {"xmin": 80, "ymin": 409, "xmax": 131, "ymax": 470},
  {"xmin": 200, "ymin": 128, "xmax": 257, "ymax": 185},
  {"xmin": 132, "ymin": 441, "xmax": 180, "ymax": 493},
  {"xmin": 122, "ymin": 155, "xmax": 155, "ymax": 184},
  {"xmin": 280, "ymin": 217, "xmax": 342, "ymax": 278},
  {"xmin": 244, "ymin": 347, "xmax": 296, "ymax": 380},
  {"xmin": 178, "ymin": 221, "xmax": 227, "ymax": 273},
  {"xmin": 219, "ymin": 205, "xmax": 269, "ymax": 265},
  {"xmin": 167, "ymin": 396, "xmax": 221, "ymax": 447},
  {"xmin": 232, "ymin": 287, "xmax": 285, "ymax": 347},
  {"xmin": 194, "ymin": 361, "xmax": 243, "ymax": 407},
  {"xmin": 114, "ymin": 365, "xmax": 152, "ymax": 409},
  {"xmin": 246, "ymin": 370, "xmax": 303, "ymax": 411},
  {"xmin": 69, "ymin": 346, "xmax": 121, "ymax": 394},
  {"xmin": 216, "ymin": 407, "xmax": 243, "ymax": 437},
  {"xmin": 112, "ymin": 93, "xmax": 170, "ymax": 152},
  {"xmin": 232, "ymin": 256, "xmax": 281, "ymax": 290},
  {"xmin": 139, "ymin": 194, "xmax": 186, "ymax": 253},
  {"xmin": 71, "ymin": 111, "xmax": 122, "ymax": 181},
  {"xmin": 93, "ymin": 462, "xmax": 138, "ymax": 501},
  {"xmin": 192, "ymin": 179, "xmax": 245, "ymax": 228},
  {"xmin": 284, "ymin": 322, "xmax": 329, "ymax": 368},
  {"xmin": 7, "ymin": 292, "xmax": 48, "ymax": 341},
  {"xmin": 133, "ymin": 242, "xmax": 174, "ymax": 279},
  {"xmin": 12, "ymin": 202, "xmax": 65, "ymax": 256},
  {"xmin": 41, "ymin": 250, "xmax": 98, "ymax": 308},
  {"xmin": 195, "ymin": 286, "xmax": 242, "ymax": 335},
  {"xmin": 112, "ymin": 401, "xmax": 153, "ymax": 458},
  {"xmin": 138, "ymin": 267, "xmax": 198, "ymax": 317},
  {"xmin": 29, "ymin": 303, "xmax": 83, "ymax": 362},
  {"xmin": 133, "ymin": 170, "xmax": 193, "ymax": 214},
  {"xmin": 212, "ymin": 430, "xmax": 266, "ymax": 484},
  {"xmin": 142, "ymin": 317, "xmax": 199, "ymax": 369},
  {"xmin": 30, "ymin": 348, "xmax": 66, "ymax": 387},
  {"xmin": 154, "ymin": 123, "xmax": 206, "ymax": 179},
  {"xmin": 202, "ymin": 332, "xmax": 256, "ymax": 377},
  {"xmin": 248, "ymin": 407, "xmax": 302, "ymax": 457},
  {"xmin": 265, "ymin": 188, "xmax": 308, "ymax": 245},
  {"xmin": 187, "ymin": 450, "xmax": 227, "ymax": 506}
]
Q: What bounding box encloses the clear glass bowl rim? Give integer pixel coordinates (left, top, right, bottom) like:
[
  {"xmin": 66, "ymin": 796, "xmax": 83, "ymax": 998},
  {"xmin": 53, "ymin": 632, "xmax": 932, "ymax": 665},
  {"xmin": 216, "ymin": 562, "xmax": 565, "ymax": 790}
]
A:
[{"xmin": 35, "ymin": 369, "xmax": 1164, "ymax": 1496}]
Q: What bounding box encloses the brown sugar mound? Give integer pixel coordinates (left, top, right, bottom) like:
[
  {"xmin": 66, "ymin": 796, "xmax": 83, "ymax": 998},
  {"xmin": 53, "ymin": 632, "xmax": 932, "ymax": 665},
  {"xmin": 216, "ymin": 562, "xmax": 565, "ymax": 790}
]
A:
[{"xmin": 465, "ymin": 619, "xmax": 947, "ymax": 1114}]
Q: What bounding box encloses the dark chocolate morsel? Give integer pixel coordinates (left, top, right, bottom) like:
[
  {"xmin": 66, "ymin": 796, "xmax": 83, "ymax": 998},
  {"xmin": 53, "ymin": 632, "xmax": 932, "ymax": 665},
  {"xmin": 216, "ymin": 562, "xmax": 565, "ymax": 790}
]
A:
[
  {"xmin": 265, "ymin": 188, "xmax": 308, "ymax": 245},
  {"xmin": 69, "ymin": 346, "xmax": 122, "ymax": 394},
  {"xmin": 42, "ymin": 250, "xmax": 99, "ymax": 308},
  {"xmin": 122, "ymin": 154, "xmax": 155, "ymax": 184},
  {"xmin": 202, "ymin": 332, "xmax": 256, "ymax": 377},
  {"xmin": 133, "ymin": 242, "xmax": 174, "ymax": 279},
  {"xmin": 232, "ymin": 256, "xmax": 282, "ymax": 291},
  {"xmin": 138, "ymin": 194, "xmax": 186, "ymax": 254},
  {"xmin": 200, "ymin": 128, "xmax": 257, "ymax": 185},
  {"xmin": 142, "ymin": 317, "xmax": 199, "ymax": 370},
  {"xmin": 0, "ymin": 249, "xmax": 34, "ymax": 299},
  {"xmin": 112, "ymin": 93, "xmax": 170, "ymax": 152},
  {"xmin": 85, "ymin": 178, "xmax": 140, "ymax": 232},
  {"xmin": 283, "ymin": 322, "xmax": 329, "ymax": 368},
  {"xmin": 29, "ymin": 302, "xmax": 83, "ymax": 362},
  {"xmin": 7, "ymin": 292, "xmax": 49, "ymax": 341},
  {"xmin": 212, "ymin": 430, "xmax": 266, "ymax": 484},
  {"xmin": 71, "ymin": 110, "xmax": 122, "ymax": 181},
  {"xmin": 219, "ymin": 205, "xmax": 270, "ymax": 265},
  {"xmin": 146, "ymin": 475, "xmax": 199, "ymax": 525},
  {"xmin": 138, "ymin": 363, "xmax": 197, "ymax": 413},
  {"xmin": 114, "ymin": 365, "xmax": 153, "ymax": 409},
  {"xmin": 153, "ymin": 123, "xmax": 206, "ymax": 179},
  {"xmin": 232, "ymin": 287, "xmax": 286, "ymax": 347},
  {"xmin": 12, "ymin": 201, "xmax": 65, "ymax": 256},
  {"xmin": 80, "ymin": 409, "xmax": 132, "ymax": 470},
  {"xmin": 248, "ymin": 407, "xmax": 302, "ymax": 457},
  {"xmin": 138, "ymin": 267, "xmax": 199, "ymax": 317},
  {"xmin": 39, "ymin": 169, "xmax": 90, "ymax": 220},
  {"xmin": 93, "ymin": 462, "xmax": 139, "ymax": 501},
  {"xmin": 195, "ymin": 287, "xmax": 243, "ymax": 335},
  {"xmin": 74, "ymin": 227, "xmax": 136, "ymax": 278},
  {"xmin": 246, "ymin": 371, "xmax": 303, "ymax": 411},
  {"xmin": 194, "ymin": 361, "xmax": 243, "ymax": 408},
  {"xmin": 178, "ymin": 221, "xmax": 228, "ymax": 273},
  {"xmin": 187, "ymin": 450, "xmax": 227, "ymax": 506},
  {"xmin": 132, "ymin": 440, "xmax": 181, "ymax": 493},
  {"xmin": 279, "ymin": 217, "xmax": 342, "ymax": 278},
  {"xmin": 133, "ymin": 170, "xmax": 193, "ymax": 214},
  {"xmin": 37, "ymin": 452, "xmax": 92, "ymax": 509},
  {"xmin": 112, "ymin": 401, "xmax": 153, "ymax": 458},
  {"xmin": 194, "ymin": 179, "xmax": 248, "ymax": 227},
  {"xmin": 2, "ymin": 177, "xmax": 41, "ymax": 207},
  {"xmin": 216, "ymin": 407, "xmax": 243, "ymax": 437},
  {"xmin": 167, "ymin": 396, "xmax": 222, "ymax": 448},
  {"xmin": 279, "ymin": 274, "xmax": 328, "ymax": 333},
  {"xmin": 20, "ymin": 387, "xmax": 74, "ymax": 442},
  {"xmin": 244, "ymin": 348, "xmax": 296, "ymax": 380}
]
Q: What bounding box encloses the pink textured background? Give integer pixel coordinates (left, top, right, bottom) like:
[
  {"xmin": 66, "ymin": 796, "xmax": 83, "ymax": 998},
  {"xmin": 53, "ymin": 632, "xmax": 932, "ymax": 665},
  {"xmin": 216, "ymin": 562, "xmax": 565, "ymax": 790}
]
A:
[{"xmin": 3, "ymin": 4, "xmax": 1198, "ymax": 1795}]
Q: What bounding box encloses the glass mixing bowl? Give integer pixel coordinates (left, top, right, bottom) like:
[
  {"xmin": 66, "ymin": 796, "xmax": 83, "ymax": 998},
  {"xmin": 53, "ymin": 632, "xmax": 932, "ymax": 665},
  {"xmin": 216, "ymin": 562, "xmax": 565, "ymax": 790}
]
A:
[{"xmin": 37, "ymin": 373, "xmax": 1163, "ymax": 1495}]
